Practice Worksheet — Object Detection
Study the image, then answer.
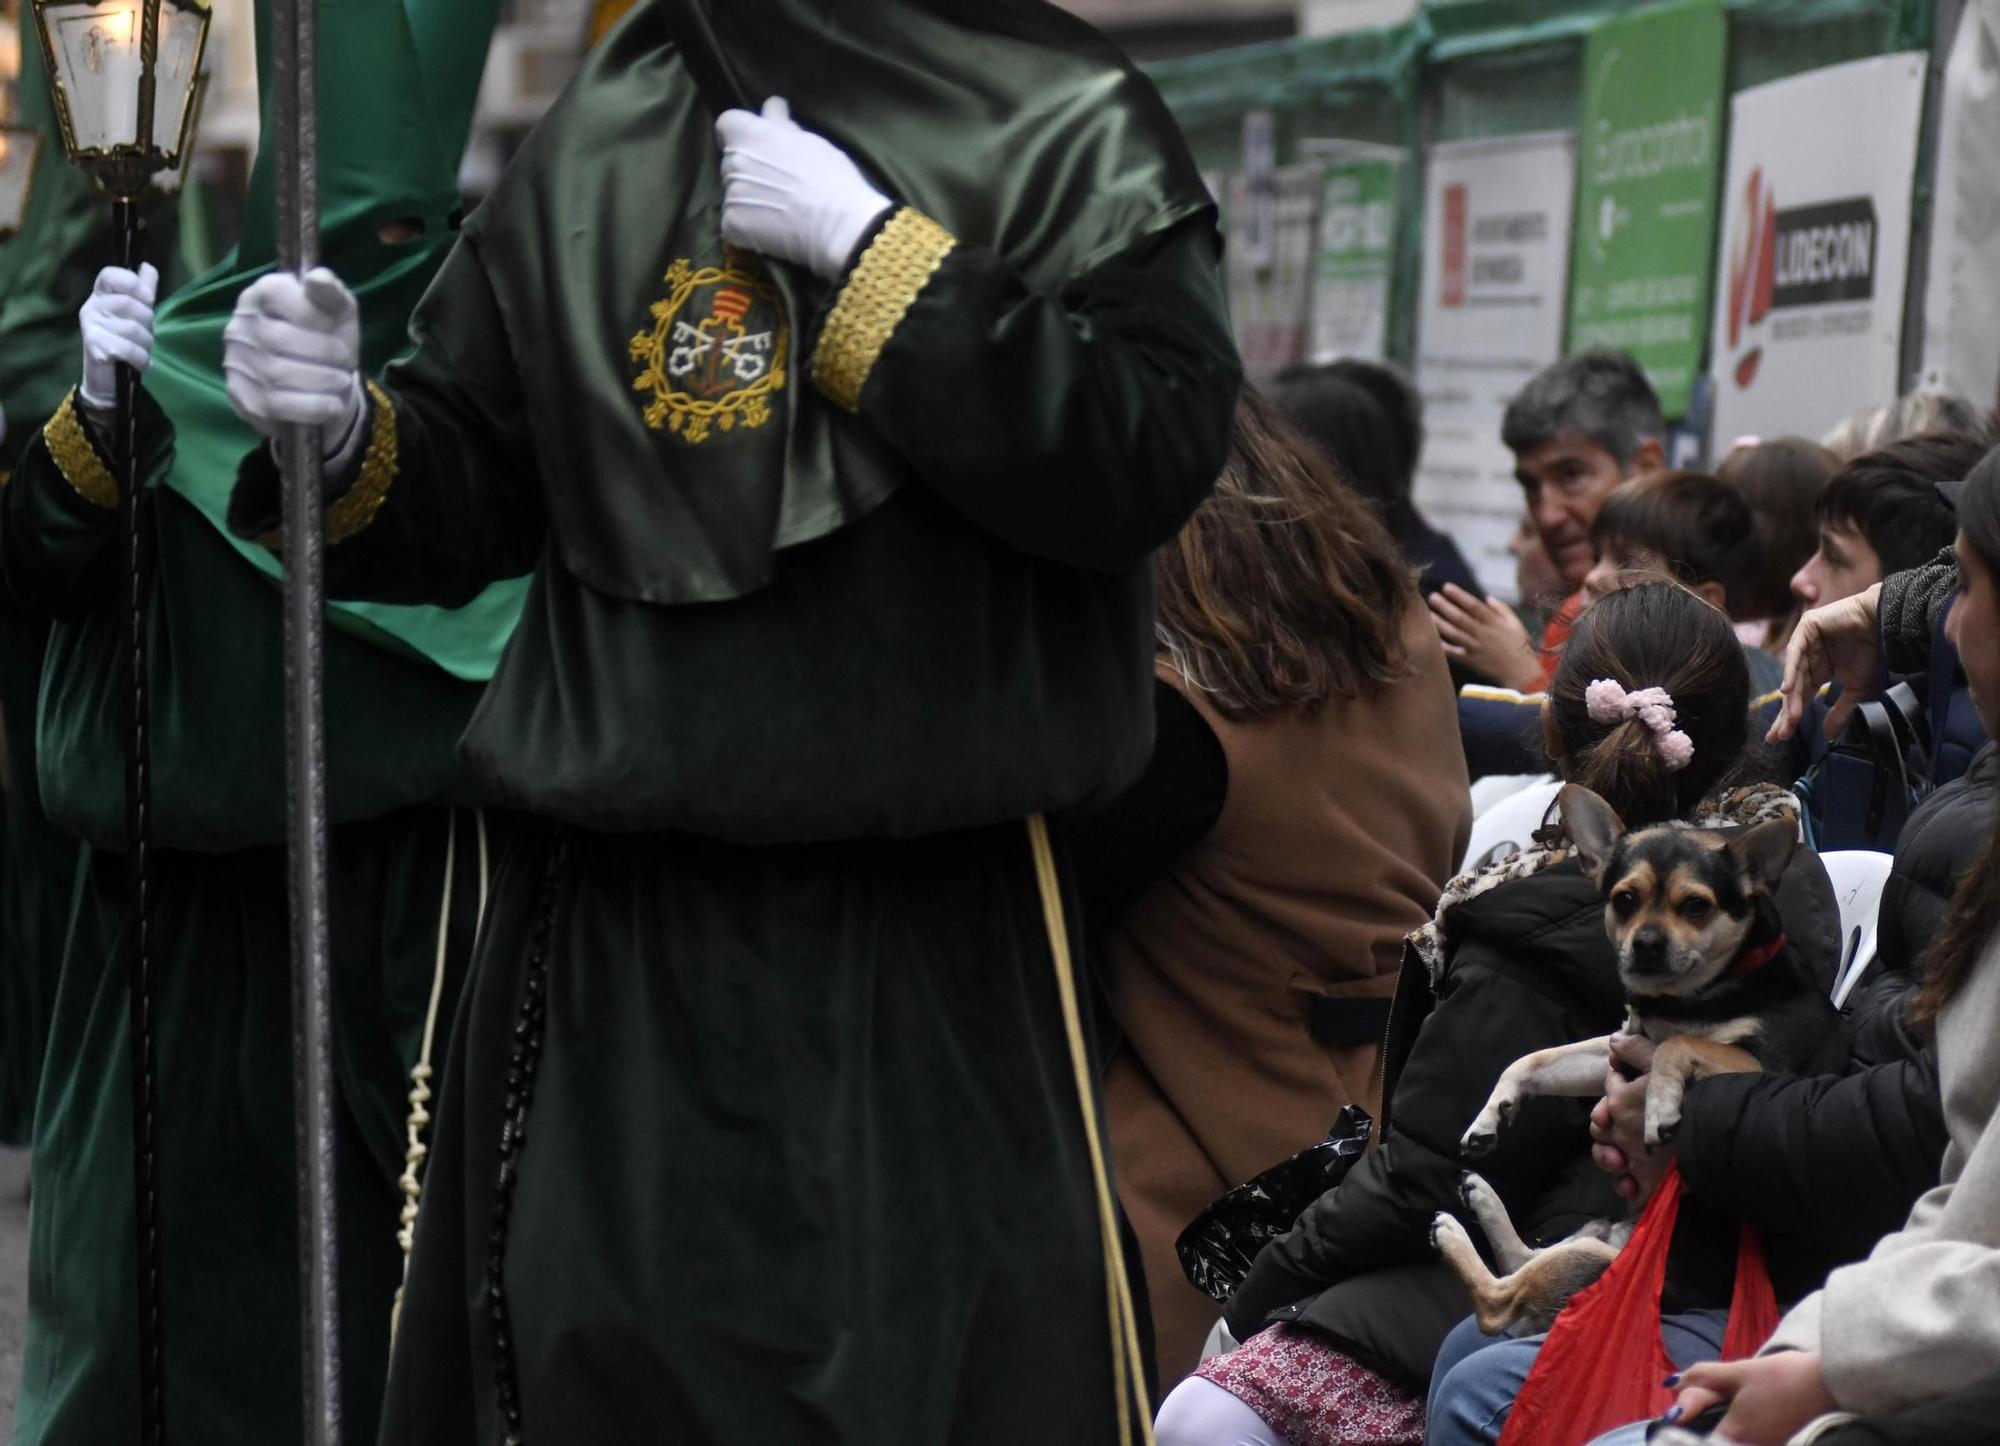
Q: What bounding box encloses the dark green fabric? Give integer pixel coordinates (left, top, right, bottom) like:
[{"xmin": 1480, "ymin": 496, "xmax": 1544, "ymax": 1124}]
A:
[
  {"xmin": 14, "ymin": 810, "xmax": 483, "ymax": 1446},
  {"xmin": 231, "ymin": 215, "xmax": 1238, "ymax": 841},
  {"xmin": 1, "ymin": 396, "xmax": 483, "ymax": 850},
  {"xmin": 0, "ymin": 408, "xmax": 83, "ymax": 1151},
  {"xmin": 146, "ymin": 0, "xmax": 525, "ymax": 681},
  {"xmin": 384, "ymin": 820, "xmax": 1119, "ymax": 1444},
  {"xmin": 406, "ymin": 0, "xmax": 505, "ymax": 176},
  {"xmin": 462, "ymin": 0, "xmax": 1216, "ymax": 605},
  {"xmin": 0, "ymin": 605, "xmax": 76, "ymax": 1145}
]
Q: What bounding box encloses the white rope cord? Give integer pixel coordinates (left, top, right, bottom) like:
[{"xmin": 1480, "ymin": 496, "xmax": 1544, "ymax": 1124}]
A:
[
  {"xmin": 391, "ymin": 809, "xmax": 489, "ymax": 1339},
  {"xmin": 475, "ymin": 807, "xmax": 491, "ymax": 940},
  {"xmin": 1027, "ymin": 813, "xmax": 1154, "ymax": 1446}
]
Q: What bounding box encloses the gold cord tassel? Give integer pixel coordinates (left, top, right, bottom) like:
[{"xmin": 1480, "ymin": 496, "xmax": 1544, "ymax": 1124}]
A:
[
  {"xmin": 392, "ymin": 810, "xmax": 491, "ymax": 1341},
  {"xmin": 1027, "ymin": 814, "xmax": 1155, "ymax": 1446}
]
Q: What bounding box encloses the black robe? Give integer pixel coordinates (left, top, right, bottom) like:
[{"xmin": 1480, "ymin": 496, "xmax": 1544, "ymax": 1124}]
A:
[{"xmin": 231, "ymin": 198, "xmax": 1240, "ymax": 1440}]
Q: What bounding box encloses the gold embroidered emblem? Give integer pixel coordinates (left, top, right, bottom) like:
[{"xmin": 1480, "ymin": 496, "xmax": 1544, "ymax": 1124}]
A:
[{"xmin": 629, "ymin": 249, "xmax": 788, "ymax": 445}]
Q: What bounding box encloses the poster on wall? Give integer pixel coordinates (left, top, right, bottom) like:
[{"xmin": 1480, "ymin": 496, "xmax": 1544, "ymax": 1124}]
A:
[
  {"xmin": 1567, "ymin": 0, "xmax": 1727, "ymax": 418},
  {"xmin": 1225, "ymin": 165, "xmax": 1323, "ymax": 374},
  {"xmin": 1414, "ymin": 131, "xmax": 1577, "ymax": 601},
  {"xmin": 1920, "ymin": 2, "xmax": 2000, "ymax": 410},
  {"xmin": 1301, "ymin": 144, "xmax": 1402, "ymax": 363},
  {"xmin": 1707, "ymin": 53, "xmax": 1927, "ymax": 448}
]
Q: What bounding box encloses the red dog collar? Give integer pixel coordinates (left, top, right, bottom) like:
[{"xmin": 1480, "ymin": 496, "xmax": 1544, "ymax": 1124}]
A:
[{"xmin": 1729, "ymin": 932, "xmax": 1788, "ymax": 978}]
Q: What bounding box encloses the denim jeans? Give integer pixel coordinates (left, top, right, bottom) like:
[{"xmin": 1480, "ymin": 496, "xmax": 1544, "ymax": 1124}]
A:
[{"xmin": 1422, "ymin": 1308, "xmax": 1730, "ymax": 1446}]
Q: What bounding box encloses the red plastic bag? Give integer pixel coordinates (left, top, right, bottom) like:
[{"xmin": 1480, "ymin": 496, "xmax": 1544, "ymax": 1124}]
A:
[{"xmin": 1497, "ymin": 1166, "xmax": 1779, "ymax": 1446}]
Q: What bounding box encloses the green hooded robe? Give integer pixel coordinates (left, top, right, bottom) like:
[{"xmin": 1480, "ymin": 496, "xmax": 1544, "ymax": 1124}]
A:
[
  {"xmin": 0, "ymin": 0, "xmax": 512, "ymax": 1438},
  {"xmin": 0, "ymin": 9, "xmax": 156, "ymax": 1147},
  {"xmin": 227, "ymin": 2, "xmax": 1243, "ymax": 1439}
]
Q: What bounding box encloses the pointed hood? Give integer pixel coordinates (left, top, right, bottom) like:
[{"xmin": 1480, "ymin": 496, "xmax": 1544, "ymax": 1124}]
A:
[
  {"xmin": 147, "ymin": 0, "xmax": 523, "ymax": 681},
  {"xmin": 406, "ymin": 0, "xmax": 504, "ymax": 175}
]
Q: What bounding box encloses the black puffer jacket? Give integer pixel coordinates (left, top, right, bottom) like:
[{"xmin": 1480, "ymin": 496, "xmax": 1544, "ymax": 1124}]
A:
[
  {"xmin": 1223, "ymin": 802, "xmax": 1840, "ymax": 1388},
  {"xmin": 1877, "ymin": 743, "xmax": 1997, "ymax": 976},
  {"xmin": 1816, "ymin": 1364, "xmax": 2000, "ymax": 1446},
  {"xmin": 1673, "ymin": 983, "xmax": 1946, "ymax": 1297}
]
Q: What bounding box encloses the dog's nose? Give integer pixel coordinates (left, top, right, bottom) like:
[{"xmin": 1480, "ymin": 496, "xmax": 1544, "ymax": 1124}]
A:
[{"xmin": 1630, "ymin": 927, "xmax": 1668, "ymax": 961}]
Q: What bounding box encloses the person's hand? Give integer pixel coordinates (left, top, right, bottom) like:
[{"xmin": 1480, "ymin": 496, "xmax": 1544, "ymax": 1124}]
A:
[
  {"xmin": 79, "ymin": 264, "xmax": 160, "ymax": 412},
  {"xmin": 1671, "ymin": 1352, "xmax": 1838, "ymax": 1445},
  {"xmin": 1766, "ymin": 586, "xmax": 1881, "ymax": 743},
  {"xmin": 1427, "ymin": 583, "xmax": 1543, "ymax": 692},
  {"xmin": 1590, "ymin": 1033, "xmax": 1670, "ymax": 1204},
  {"xmin": 715, "ymin": 97, "xmax": 893, "ymax": 279},
  {"xmin": 222, "ymin": 267, "xmax": 366, "ymax": 460}
]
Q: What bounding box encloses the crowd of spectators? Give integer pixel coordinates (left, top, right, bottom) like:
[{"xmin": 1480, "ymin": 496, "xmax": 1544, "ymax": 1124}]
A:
[{"xmin": 1089, "ymin": 343, "xmax": 2000, "ymax": 1446}]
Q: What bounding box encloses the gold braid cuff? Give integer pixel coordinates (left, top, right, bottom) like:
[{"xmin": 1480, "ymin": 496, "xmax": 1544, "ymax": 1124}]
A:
[
  {"xmin": 46, "ymin": 389, "xmax": 118, "ymax": 510},
  {"xmin": 810, "ymin": 208, "xmax": 956, "ymax": 413},
  {"xmin": 262, "ymin": 381, "xmax": 400, "ymax": 550},
  {"xmin": 327, "ymin": 381, "xmax": 399, "ymax": 544}
]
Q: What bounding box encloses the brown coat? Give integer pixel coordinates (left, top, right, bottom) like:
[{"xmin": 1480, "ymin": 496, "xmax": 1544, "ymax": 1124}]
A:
[{"xmin": 1104, "ymin": 601, "xmax": 1471, "ymax": 1389}]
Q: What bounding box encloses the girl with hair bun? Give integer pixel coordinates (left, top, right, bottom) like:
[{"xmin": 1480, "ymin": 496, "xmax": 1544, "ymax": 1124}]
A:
[{"xmin": 1157, "ymin": 582, "xmax": 1838, "ymax": 1446}]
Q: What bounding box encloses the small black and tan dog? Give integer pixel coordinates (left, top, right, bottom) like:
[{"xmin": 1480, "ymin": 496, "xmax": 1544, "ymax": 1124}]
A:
[{"xmin": 1430, "ymin": 783, "xmax": 1837, "ymax": 1336}]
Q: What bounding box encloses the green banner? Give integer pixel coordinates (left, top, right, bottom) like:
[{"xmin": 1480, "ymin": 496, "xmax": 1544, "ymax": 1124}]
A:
[
  {"xmin": 1566, "ymin": 0, "xmax": 1727, "ymax": 416},
  {"xmin": 1309, "ymin": 153, "xmax": 1400, "ymax": 361}
]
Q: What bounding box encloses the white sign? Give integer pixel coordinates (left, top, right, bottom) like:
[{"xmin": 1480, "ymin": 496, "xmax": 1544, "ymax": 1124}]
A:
[
  {"xmin": 1921, "ymin": 5, "xmax": 2000, "ymax": 408},
  {"xmin": 1225, "ymin": 165, "xmax": 1324, "ymax": 375},
  {"xmin": 1303, "ymin": 145, "xmax": 1401, "ymax": 363},
  {"xmin": 1413, "ymin": 131, "xmax": 1577, "ymax": 601},
  {"xmin": 1707, "ymin": 53, "xmax": 1927, "ymax": 447}
]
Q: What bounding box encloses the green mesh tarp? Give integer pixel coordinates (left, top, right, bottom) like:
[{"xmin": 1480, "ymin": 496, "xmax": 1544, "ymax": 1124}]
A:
[{"xmin": 1149, "ymin": 0, "xmax": 1933, "ymax": 373}]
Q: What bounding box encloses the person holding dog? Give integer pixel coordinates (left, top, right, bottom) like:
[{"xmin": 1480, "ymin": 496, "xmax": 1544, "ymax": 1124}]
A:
[{"xmin": 1153, "ymin": 582, "xmax": 1838, "ymax": 1446}]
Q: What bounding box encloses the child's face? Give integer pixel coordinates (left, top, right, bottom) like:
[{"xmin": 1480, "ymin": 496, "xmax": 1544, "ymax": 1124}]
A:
[
  {"xmin": 1581, "ymin": 539, "xmax": 1652, "ymax": 607},
  {"xmin": 1789, "ymin": 522, "xmax": 1881, "ymax": 609}
]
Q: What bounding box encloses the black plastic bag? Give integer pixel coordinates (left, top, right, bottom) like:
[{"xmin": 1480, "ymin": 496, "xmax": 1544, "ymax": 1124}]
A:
[{"xmin": 1175, "ymin": 1105, "xmax": 1373, "ymax": 1304}]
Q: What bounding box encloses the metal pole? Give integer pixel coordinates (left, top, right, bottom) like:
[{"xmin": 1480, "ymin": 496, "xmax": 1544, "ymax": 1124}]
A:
[
  {"xmin": 1898, "ymin": 0, "xmax": 1968, "ymax": 396},
  {"xmin": 269, "ymin": 0, "xmax": 342, "ymax": 1434},
  {"xmin": 113, "ymin": 190, "xmax": 167, "ymax": 1446}
]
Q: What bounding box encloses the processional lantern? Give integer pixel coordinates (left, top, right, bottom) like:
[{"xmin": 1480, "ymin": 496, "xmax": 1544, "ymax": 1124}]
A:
[
  {"xmin": 29, "ymin": 4, "xmax": 209, "ymax": 1441},
  {"xmin": 147, "ymin": 67, "xmax": 205, "ymax": 195},
  {"xmin": 0, "ymin": 125, "xmax": 41, "ymax": 237},
  {"xmin": 32, "ymin": 0, "xmax": 208, "ymax": 201}
]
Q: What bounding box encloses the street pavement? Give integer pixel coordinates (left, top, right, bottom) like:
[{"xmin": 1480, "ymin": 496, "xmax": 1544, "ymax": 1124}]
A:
[{"xmin": 0, "ymin": 1146, "xmax": 26, "ymax": 1439}]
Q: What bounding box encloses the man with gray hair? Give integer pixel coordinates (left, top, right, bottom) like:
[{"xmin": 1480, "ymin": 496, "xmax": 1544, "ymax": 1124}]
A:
[{"xmin": 1429, "ymin": 347, "xmax": 1666, "ymax": 691}]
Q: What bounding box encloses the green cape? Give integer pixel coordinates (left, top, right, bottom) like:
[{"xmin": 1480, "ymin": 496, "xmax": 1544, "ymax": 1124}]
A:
[
  {"xmin": 146, "ymin": 0, "xmax": 523, "ymax": 681},
  {"xmin": 465, "ymin": 0, "xmax": 1213, "ymax": 604}
]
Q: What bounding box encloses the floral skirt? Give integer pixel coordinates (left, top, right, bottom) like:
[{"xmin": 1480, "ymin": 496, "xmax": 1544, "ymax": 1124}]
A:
[{"xmin": 1195, "ymin": 1325, "xmax": 1426, "ymax": 1446}]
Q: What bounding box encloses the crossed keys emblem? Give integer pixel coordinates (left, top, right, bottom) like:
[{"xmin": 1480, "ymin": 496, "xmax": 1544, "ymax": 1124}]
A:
[{"xmin": 630, "ymin": 250, "xmax": 789, "ymax": 445}]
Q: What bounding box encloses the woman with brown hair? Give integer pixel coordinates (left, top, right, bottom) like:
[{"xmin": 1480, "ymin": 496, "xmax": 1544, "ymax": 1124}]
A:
[
  {"xmin": 1100, "ymin": 389, "xmax": 1471, "ymax": 1390},
  {"xmin": 1716, "ymin": 437, "xmax": 1839, "ymax": 653}
]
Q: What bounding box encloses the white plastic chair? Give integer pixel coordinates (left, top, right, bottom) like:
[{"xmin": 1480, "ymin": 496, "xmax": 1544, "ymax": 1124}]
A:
[
  {"xmin": 1820, "ymin": 849, "xmax": 1893, "ymax": 1008},
  {"xmin": 1198, "ymin": 1317, "xmax": 1238, "ymax": 1363},
  {"xmin": 1459, "ymin": 776, "xmax": 1564, "ymax": 875}
]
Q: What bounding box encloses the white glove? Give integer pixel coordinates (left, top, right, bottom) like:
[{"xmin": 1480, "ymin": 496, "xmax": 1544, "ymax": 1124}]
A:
[
  {"xmin": 79, "ymin": 264, "xmax": 159, "ymax": 413},
  {"xmin": 222, "ymin": 266, "xmax": 367, "ymax": 463},
  {"xmin": 715, "ymin": 97, "xmax": 893, "ymax": 279}
]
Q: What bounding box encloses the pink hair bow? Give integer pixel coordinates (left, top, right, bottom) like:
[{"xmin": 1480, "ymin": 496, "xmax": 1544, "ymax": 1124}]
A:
[{"xmin": 1584, "ymin": 678, "xmax": 1695, "ymax": 772}]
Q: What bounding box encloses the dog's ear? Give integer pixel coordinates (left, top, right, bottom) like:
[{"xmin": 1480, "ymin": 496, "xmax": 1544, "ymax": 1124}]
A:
[
  {"xmin": 1726, "ymin": 818, "xmax": 1798, "ymax": 898},
  {"xmin": 1558, "ymin": 785, "xmax": 1626, "ymax": 884}
]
